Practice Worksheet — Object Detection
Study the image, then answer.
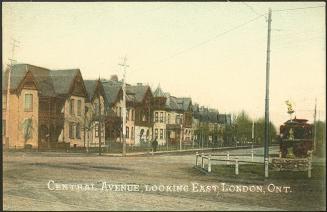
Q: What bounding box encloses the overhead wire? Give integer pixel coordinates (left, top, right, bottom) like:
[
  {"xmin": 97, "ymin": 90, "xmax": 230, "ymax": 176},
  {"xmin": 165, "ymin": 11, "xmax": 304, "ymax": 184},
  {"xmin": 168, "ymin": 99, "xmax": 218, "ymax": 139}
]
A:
[{"xmin": 155, "ymin": 13, "xmax": 265, "ymax": 65}]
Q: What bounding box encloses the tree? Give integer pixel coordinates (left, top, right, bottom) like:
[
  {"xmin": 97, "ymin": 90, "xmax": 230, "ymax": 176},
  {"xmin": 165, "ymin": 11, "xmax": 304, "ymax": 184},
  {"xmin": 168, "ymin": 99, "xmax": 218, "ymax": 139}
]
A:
[
  {"xmin": 233, "ymin": 111, "xmax": 252, "ymax": 145},
  {"xmin": 20, "ymin": 118, "xmax": 34, "ymax": 150},
  {"xmin": 254, "ymin": 117, "xmax": 277, "ymax": 145}
]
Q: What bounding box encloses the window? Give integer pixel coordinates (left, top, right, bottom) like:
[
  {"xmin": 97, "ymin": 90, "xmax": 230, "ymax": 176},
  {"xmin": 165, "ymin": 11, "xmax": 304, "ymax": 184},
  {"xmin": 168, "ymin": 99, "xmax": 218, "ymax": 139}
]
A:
[
  {"xmin": 167, "ymin": 114, "xmax": 170, "ymax": 124},
  {"xmin": 90, "ymin": 130, "xmax": 93, "ymax": 141},
  {"xmin": 126, "ymin": 109, "xmax": 130, "ymax": 120},
  {"xmin": 24, "ymin": 94, "xmax": 33, "ymax": 112},
  {"xmin": 101, "ymin": 124, "xmax": 104, "ymax": 137},
  {"xmin": 160, "ymin": 129, "xmax": 163, "ymax": 139},
  {"xmin": 76, "ymin": 123, "xmax": 81, "ymax": 139},
  {"xmin": 155, "ymin": 129, "xmax": 158, "ymax": 139},
  {"xmin": 155, "ymin": 112, "xmax": 158, "ymax": 122},
  {"xmin": 77, "ymin": 100, "xmax": 81, "ymax": 116},
  {"xmin": 70, "ymin": 99, "xmax": 75, "ymax": 115},
  {"xmin": 3, "ymin": 95, "xmax": 6, "ymax": 110},
  {"xmin": 95, "ymin": 123, "xmax": 99, "ymax": 137},
  {"xmin": 69, "ymin": 122, "xmax": 74, "ymax": 139},
  {"xmin": 126, "ymin": 127, "xmax": 129, "ymax": 138},
  {"xmin": 160, "ymin": 112, "xmax": 163, "ymax": 123},
  {"xmin": 94, "ymin": 102, "xmax": 99, "ymax": 115},
  {"xmin": 131, "ymin": 127, "xmax": 134, "ymax": 139},
  {"xmin": 176, "ymin": 115, "xmax": 180, "ymax": 124},
  {"xmin": 132, "ymin": 110, "xmax": 135, "ymax": 121}
]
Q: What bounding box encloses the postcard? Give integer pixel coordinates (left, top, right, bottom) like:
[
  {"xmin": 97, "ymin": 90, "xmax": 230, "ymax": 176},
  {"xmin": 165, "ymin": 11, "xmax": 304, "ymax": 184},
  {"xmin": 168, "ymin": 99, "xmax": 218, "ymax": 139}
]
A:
[{"xmin": 2, "ymin": 2, "xmax": 326, "ymax": 211}]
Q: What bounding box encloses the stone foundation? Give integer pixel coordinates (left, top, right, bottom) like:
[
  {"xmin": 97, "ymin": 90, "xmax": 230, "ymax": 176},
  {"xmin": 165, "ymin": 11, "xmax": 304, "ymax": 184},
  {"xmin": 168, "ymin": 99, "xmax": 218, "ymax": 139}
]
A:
[{"xmin": 271, "ymin": 158, "xmax": 309, "ymax": 171}]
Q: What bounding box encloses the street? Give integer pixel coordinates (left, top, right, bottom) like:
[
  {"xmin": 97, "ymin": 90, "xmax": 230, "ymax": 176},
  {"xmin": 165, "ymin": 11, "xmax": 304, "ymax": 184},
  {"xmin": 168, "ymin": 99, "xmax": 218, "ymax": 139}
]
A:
[{"xmin": 3, "ymin": 146, "xmax": 325, "ymax": 211}]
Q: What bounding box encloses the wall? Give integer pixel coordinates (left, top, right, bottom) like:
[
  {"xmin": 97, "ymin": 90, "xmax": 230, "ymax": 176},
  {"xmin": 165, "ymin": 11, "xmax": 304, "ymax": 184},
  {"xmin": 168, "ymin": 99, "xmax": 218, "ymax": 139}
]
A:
[
  {"xmin": 85, "ymin": 96, "xmax": 105, "ymax": 148},
  {"xmin": 4, "ymin": 89, "xmax": 39, "ymax": 149},
  {"xmin": 58, "ymin": 95, "xmax": 86, "ymax": 147}
]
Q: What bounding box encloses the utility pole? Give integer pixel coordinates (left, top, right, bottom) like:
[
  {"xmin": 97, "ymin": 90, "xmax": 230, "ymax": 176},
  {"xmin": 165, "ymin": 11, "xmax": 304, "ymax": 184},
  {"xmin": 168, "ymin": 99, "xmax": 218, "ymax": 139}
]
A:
[
  {"xmin": 98, "ymin": 78, "xmax": 102, "ymax": 156},
  {"xmin": 252, "ymin": 120, "xmax": 254, "ymax": 149},
  {"xmin": 264, "ymin": 8, "xmax": 272, "ymax": 178},
  {"xmin": 119, "ymin": 56, "xmax": 129, "ymax": 157},
  {"xmin": 313, "ymin": 98, "xmax": 317, "ymax": 152},
  {"xmin": 6, "ymin": 39, "xmax": 20, "ymax": 149}
]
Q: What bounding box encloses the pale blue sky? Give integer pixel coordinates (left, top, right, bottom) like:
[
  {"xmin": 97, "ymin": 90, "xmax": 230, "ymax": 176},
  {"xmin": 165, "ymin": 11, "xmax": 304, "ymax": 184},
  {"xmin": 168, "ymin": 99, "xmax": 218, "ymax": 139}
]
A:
[{"xmin": 3, "ymin": 2, "xmax": 325, "ymax": 127}]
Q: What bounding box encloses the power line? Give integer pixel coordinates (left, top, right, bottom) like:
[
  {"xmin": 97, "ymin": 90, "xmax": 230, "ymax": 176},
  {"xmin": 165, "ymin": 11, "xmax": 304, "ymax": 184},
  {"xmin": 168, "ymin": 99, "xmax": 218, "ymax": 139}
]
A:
[
  {"xmin": 156, "ymin": 14, "xmax": 265, "ymax": 64},
  {"xmin": 273, "ymin": 5, "xmax": 324, "ymax": 12}
]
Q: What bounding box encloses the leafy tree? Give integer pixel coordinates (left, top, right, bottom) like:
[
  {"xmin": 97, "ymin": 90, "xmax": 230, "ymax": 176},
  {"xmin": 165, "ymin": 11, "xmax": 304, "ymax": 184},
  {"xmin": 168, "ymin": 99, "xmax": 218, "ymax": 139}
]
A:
[
  {"xmin": 254, "ymin": 117, "xmax": 277, "ymax": 145},
  {"xmin": 233, "ymin": 111, "xmax": 253, "ymax": 145},
  {"xmin": 20, "ymin": 118, "xmax": 34, "ymax": 150}
]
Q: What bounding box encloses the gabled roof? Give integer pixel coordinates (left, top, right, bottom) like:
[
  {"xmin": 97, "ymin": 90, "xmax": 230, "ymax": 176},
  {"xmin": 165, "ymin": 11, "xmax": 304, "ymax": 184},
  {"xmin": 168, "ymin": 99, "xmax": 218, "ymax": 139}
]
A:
[
  {"xmin": 102, "ymin": 84, "xmax": 122, "ymax": 106},
  {"xmin": 126, "ymin": 85, "xmax": 152, "ymax": 103},
  {"xmin": 176, "ymin": 97, "xmax": 192, "ymax": 111},
  {"xmin": 50, "ymin": 69, "xmax": 80, "ymax": 95},
  {"xmin": 3, "ymin": 64, "xmax": 56, "ymax": 96},
  {"xmin": 3, "ymin": 64, "xmax": 83, "ymax": 97},
  {"xmin": 84, "ymin": 80, "xmax": 98, "ymax": 101},
  {"xmin": 153, "ymin": 85, "xmax": 165, "ymax": 97}
]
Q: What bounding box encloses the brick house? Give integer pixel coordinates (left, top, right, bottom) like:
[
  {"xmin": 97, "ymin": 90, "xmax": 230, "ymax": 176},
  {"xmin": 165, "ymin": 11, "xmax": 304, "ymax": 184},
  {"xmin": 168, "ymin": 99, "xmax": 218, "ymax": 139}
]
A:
[
  {"xmin": 2, "ymin": 64, "xmax": 88, "ymax": 149},
  {"xmin": 152, "ymin": 85, "xmax": 193, "ymax": 146},
  {"xmin": 102, "ymin": 77, "xmax": 152, "ymax": 147},
  {"xmin": 127, "ymin": 83, "xmax": 153, "ymax": 146}
]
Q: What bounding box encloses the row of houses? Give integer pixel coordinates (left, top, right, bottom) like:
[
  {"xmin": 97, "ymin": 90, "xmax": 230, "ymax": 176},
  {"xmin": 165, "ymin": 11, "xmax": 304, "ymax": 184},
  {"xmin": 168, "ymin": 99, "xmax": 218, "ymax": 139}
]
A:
[{"xmin": 2, "ymin": 63, "xmax": 231, "ymax": 150}]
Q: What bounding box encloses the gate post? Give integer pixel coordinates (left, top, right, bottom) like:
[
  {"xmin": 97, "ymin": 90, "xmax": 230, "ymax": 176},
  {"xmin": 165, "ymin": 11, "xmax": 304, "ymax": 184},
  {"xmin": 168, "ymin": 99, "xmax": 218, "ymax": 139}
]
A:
[
  {"xmin": 227, "ymin": 151, "xmax": 230, "ymax": 165},
  {"xmin": 208, "ymin": 154, "xmax": 212, "ymax": 173},
  {"xmin": 201, "ymin": 153, "xmax": 204, "ymax": 169},
  {"xmin": 195, "ymin": 152, "xmax": 199, "ymax": 167},
  {"xmin": 235, "ymin": 157, "xmax": 239, "ymax": 175}
]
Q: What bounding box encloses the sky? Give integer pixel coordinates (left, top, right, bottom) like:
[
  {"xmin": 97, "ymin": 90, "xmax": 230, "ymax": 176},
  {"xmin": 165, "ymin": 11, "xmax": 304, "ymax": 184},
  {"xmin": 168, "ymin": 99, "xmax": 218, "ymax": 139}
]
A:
[{"xmin": 2, "ymin": 2, "xmax": 326, "ymax": 128}]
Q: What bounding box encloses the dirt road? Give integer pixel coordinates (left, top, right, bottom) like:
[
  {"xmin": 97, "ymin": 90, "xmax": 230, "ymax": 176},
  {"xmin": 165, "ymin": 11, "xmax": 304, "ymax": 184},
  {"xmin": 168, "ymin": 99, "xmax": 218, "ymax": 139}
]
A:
[{"xmin": 3, "ymin": 147, "xmax": 325, "ymax": 211}]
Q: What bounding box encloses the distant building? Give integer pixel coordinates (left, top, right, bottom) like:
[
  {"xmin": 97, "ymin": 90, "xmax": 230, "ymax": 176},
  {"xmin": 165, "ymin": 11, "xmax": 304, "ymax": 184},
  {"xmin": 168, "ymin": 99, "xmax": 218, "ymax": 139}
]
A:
[
  {"xmin": 102, "ymin": 78, "xmax": 153, "ymax": 146},
  {"xmin": 152, "ymin": 85, "xmax": 193, "ymax": 146}
]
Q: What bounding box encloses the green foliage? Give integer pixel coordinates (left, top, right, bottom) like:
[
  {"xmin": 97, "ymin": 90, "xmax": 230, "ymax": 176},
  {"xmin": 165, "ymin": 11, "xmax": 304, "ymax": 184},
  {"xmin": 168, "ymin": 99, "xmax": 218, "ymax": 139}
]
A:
[
  {"xmin": 254, "ymin": 117, "xmax": 277, "ymax": 145},
  {"xmin": 21, "ymin": 118, "xmax": 33, "ymax": 142},
  {"xmin": 233, "ymin": 111, "xmax": 252, "ymax": 144}
]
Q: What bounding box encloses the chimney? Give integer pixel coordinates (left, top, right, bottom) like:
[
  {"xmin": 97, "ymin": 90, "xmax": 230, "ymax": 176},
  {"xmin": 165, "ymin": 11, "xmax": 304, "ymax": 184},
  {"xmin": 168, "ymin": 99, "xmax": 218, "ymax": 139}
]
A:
[{"xmin": 110, "ymin": 75, "xmax": 118, "ymax": 81}]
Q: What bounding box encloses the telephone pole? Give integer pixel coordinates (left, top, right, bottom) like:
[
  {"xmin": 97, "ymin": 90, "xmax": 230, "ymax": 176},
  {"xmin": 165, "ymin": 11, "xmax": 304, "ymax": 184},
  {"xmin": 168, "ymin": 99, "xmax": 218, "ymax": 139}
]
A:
[
  {"xmin": 6, "ymin": 39, "xmax": 20, "ymax": 149},
  {"xmin": 313, "ymin": 98, "xmax": 317, "ymax": 152},
  {"xmin": 264, "ymin": 8, "xmax": 272, "ymax": 178},
  {"xmin": 119, "ymin": 56, "xmax": 129, "ymax": 157},
  {"xmin": 98, "ymin": 77, "xmax": 102, "ymax": 156}
]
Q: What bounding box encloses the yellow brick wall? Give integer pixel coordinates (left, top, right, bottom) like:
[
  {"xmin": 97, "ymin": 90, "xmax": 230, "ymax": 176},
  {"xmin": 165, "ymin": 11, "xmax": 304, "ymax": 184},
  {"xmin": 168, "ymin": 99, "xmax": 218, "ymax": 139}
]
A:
[{"xmin": 4, "ymin": 89, "xmax": 39, "ymax": 149}]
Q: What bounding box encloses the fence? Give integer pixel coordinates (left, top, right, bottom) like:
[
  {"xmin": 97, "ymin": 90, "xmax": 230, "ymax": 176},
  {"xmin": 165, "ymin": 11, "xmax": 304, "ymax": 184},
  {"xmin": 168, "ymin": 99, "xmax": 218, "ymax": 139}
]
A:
[{"xmin": 194, "ymin": 150, "xmax": 313, "ymax": 178}]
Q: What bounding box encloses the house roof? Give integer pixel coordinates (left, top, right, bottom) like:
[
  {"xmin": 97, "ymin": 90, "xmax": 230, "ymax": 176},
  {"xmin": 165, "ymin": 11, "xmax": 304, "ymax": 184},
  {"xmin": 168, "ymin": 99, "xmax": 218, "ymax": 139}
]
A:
[
  {"xmin": 126, "ymin": 85, "xmax": 151, "ymax": 103},
  {"xmin": 177, "ymin": 97, "xmax": 192, "ymax": 111},
  {"xmin": 84, "ymin": 80, "xmax": 98, "ymax": 101},
  {"xmin": 153, "ymin": 85, "xmax": 165, "ymax": 97},
  {"xmin": 3, "ymin": 64, "xmax": 82, "ymax": 97},
  {"xmin": 49, "ymin": 69, "xmax": 80, "ymax": 95},
  {"xmin": 102, "ymin": 84, "xmax": 122, "ymax": 106}
]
